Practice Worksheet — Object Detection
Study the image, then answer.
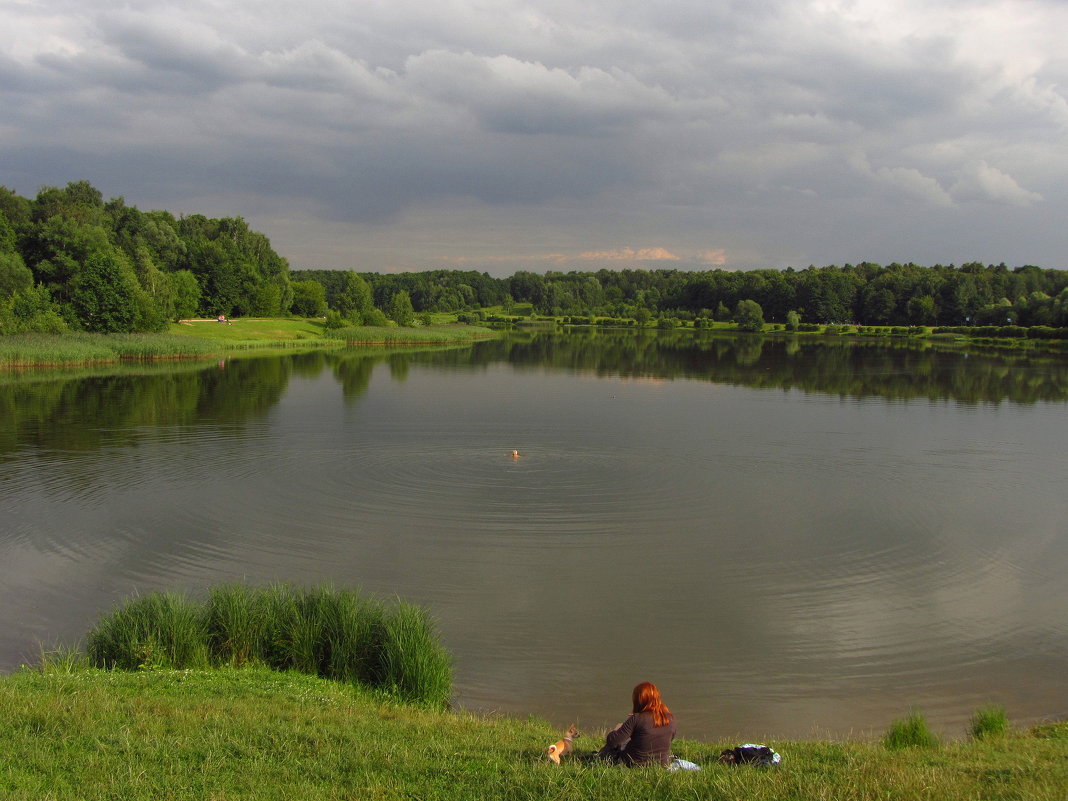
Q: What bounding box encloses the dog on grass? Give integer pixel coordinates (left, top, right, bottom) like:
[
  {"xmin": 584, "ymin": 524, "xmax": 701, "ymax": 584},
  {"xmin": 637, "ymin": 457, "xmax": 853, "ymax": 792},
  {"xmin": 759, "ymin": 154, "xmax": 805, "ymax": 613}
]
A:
[{"xmin": 546, "ymin": 724, "xmax": 579, "ymax": 764}]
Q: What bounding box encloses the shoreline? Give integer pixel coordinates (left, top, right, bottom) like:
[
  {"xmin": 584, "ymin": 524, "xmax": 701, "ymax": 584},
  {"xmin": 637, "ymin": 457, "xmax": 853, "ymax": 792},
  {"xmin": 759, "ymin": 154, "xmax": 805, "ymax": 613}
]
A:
[
  {"xmin": 0, "ymin": 321, "xmax": 497, "ymax": 369},
  {"xmin": 2, "ymin": 666, "xmax": 1064, "ymax": 800}
]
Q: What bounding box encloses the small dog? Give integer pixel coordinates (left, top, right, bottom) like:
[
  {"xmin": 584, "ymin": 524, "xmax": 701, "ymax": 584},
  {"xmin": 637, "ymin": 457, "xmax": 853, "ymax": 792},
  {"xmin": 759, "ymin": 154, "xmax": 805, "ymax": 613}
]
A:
[{"xmin": 546, "ymin": 724, "xmax": 580, "ymax": 764}]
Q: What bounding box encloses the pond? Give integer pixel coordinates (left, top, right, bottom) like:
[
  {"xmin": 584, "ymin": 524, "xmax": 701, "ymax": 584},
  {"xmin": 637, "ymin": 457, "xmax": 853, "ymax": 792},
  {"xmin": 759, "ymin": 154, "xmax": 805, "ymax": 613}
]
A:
[{"xmin": 2, "ymin": 330, "xmax": 1067, "ymax": 740}]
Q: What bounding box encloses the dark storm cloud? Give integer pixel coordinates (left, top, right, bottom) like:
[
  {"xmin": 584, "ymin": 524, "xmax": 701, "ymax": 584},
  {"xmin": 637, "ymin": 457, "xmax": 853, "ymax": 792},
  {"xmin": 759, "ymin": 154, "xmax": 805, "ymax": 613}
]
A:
[{"xmin": 2, "ymin": 0, "xmax": 1066, "ymax": 272}]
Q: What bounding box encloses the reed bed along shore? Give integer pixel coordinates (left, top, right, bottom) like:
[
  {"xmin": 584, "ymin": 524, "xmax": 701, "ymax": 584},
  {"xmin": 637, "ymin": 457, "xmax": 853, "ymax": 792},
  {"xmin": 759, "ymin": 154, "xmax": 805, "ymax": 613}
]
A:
[
  {"xmin": 2, "ymin": 665, "xmax": 1065, "ymax": 801},
  {"xmin": 1, "ymin": 321, "xmax": 496, "ymax": 367},
  {"xmin": 322, "ymin": 324, "xmax": 497, "ymax": 344},
  {"xmin": 0, "ymin": 332, "xmax": 218, "ymax": 367},
  {"xmin": 81, "ymin": 584, "xmax": 452, "ymax": 708}
]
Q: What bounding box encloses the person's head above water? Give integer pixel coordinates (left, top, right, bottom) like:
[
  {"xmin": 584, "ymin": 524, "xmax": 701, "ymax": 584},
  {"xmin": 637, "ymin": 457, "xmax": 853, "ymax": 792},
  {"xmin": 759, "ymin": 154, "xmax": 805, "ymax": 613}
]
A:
[{"xmin": 632, "ymin": 681, "xmax": 672, "ymax": 727}]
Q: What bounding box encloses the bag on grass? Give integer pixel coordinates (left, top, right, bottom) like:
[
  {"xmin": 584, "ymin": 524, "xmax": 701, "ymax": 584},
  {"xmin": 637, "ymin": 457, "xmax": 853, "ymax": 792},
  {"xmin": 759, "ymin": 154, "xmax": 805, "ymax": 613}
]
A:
[{"xmin": 717, "ymin": 744, "xmax": 781, "ymax": 767}]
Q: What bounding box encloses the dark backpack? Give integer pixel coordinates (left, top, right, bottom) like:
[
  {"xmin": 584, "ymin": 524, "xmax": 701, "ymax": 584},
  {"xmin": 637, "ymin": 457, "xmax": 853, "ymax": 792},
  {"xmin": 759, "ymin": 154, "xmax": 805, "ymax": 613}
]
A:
[{"xmin": 717, "ymin": 744, "xmax": 781, "ymax": 767}]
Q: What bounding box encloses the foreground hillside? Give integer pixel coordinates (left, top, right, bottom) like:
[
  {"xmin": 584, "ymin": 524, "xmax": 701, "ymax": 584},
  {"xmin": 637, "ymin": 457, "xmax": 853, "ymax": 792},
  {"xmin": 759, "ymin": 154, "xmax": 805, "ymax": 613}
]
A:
[{"xmin": 2, "ymin": 667, "xmax": 1065, "ymax": 801}]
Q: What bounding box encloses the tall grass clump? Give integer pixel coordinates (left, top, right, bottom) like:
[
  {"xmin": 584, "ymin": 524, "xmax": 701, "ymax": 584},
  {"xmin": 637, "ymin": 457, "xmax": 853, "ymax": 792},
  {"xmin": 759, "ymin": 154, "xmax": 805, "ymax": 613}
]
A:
[
  {"xmin": 36, "ymin": 645, "xmax": 91, "ymax": 674},
  {"xmin": 81, "ymin": 584, "xmax": 451, "ymax": 707},
  {"xmin": 317, "ymin": 588, "xmax": 386, "ymax": 687},
  {"xmin": 0, "ymin": 333, "xmax": 117, "ymax": 366},
  {"xmin": 205, "ymin": 584, "xmax": 268, "ymax": 666},
  {"xmin": 970, "ymin": 704, "xmax": 1009, "ymax": 739},
  {"xmin": 377, "ymin": 601, "xmax": 453, "ymax": 708},
  {"xmin": 86, "ymin": 591, "xmax": 211, "ymax": 670},
  {"xmin": 883, "ymin": 710, "xmax": 940, "ymax": 750},
  {"xmin": 323, "ymin": 325, "xmax": 493, "ymax": 344},
  {"xmin": 106, "ymin": 333, "xmax": 217, "ymax": 359}
]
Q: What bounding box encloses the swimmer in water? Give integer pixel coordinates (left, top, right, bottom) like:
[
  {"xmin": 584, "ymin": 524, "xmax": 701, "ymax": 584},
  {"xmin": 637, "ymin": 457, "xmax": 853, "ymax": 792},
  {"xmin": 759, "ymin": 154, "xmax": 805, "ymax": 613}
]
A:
[{"xmin": 511, "ymin": 449, "xmax": 521, "ymax": 458}]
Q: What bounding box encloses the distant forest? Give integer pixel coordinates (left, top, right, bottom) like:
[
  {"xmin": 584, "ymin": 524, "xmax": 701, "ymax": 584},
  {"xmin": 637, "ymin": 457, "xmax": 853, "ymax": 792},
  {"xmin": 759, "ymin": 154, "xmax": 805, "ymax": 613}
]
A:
[{"xmin": 2, "ymin": 180, "xmax": 1067, "ymax": 334}]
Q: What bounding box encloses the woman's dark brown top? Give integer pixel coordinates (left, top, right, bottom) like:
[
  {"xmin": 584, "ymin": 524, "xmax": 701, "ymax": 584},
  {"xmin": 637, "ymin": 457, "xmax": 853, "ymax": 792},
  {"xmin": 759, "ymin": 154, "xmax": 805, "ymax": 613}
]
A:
[{"xmin": 605, "ymin": 711, "xmax": 677, "ymax": 766}]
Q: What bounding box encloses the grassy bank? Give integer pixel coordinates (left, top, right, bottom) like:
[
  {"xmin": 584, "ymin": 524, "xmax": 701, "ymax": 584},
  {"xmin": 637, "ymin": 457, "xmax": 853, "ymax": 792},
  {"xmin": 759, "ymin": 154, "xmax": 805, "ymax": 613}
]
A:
[
  {"xmin": 1, "ymin": 666, "xmax": 1065, "ymax": 801},
  {"xmin": 322, "ymin": 324, "xmax": 497, "ymax": 345},
  {"xmin": 5, "ymin": 584, "xmax": 1066, "ymax": 799},
  {"xmin": 0, "ymin": 318, "xmax": 496, "ymax": 368},
  {"xmin": 0, "ymin": 332, "xmax": 219, "ymax": 367},
  {"xmin": 83, "ymin": 585, "xmax": 451, "ymax": 708},
  {"xmin": 171, "ymin": 318, "xmax": 494, "ymax": 347}
]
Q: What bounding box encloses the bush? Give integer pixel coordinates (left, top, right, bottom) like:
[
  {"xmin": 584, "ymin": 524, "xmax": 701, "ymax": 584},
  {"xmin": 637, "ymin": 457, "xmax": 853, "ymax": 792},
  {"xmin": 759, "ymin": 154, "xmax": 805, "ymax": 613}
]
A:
[
  {"xmin": 87, "ymin": 591, "xmax": 211, "ymax": 671},
  {"xmin": 994, "ymin": 325, "xmax": 1028, "ymax": 338},
  {"xmin": 364, "ymin": 308, "xmax": 391, "ymax": 327},
  {"xmin": 378, "ymin": 602, "xmax": 453, "ymax": 707},
  {"xmin": 323, "ymin": 310, "xmax": 346, "ymax": 329},
  {"xmin": 1027, "ymin": 326, "xmax": 1068, "ymax": 340},
  {"xmin": 883, "ymin": 711, "xmax": 940, "ymax": 750},
  {"xmin": 969, "ymin": 704, "xmax": 1009, "ymax": 740},
  {"xmin": 84, "ymin": 584, "xmax": 452, "ymax": 707}
]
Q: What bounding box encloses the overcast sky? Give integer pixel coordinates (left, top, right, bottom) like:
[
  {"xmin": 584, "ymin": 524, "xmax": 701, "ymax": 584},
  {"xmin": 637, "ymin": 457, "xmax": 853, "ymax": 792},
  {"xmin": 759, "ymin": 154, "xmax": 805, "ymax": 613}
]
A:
[{"xmin": 3, "ymin": 0, "xmax": 1066, "ymax": 274}]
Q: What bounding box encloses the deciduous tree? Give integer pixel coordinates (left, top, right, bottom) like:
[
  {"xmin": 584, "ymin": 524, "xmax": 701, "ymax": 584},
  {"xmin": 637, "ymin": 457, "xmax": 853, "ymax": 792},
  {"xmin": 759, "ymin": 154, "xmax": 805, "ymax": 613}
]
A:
[{"xmin": 735, "ymin": 299, "xmax": 765, "ymax": 332}]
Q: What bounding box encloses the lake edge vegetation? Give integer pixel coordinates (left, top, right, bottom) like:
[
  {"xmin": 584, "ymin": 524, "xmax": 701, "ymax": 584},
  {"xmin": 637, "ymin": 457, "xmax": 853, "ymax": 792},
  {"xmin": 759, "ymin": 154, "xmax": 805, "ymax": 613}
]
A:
[
  {"xmin": 2, "ymin": 180, "xmax": 1067, "ymax": 348},
  {"xmin": 79, "ymin": 585, "xmax": 452, "ymax": 708},
  {"xmin": 3, "ymin": 639, "xmax": 1065, "ymax": 800},
  {"xmin": 0, "ymin": 319, "xmax": 497, "ymax": 368},
  {"xmin": 4, "ymin": 582, "xmax": 1066, "ymax": 800}
]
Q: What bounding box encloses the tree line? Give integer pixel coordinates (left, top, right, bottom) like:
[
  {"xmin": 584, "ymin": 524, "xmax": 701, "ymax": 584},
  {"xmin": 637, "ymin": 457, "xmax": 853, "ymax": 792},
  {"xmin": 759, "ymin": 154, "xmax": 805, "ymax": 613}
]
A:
[
  {"xmin": 3, "ymin": 180, "xmax": 1067, "ymax": 334},
  {"xmin": 0, "ymin": 181, "xmax": 295, "ymax": 333},
  {"xmin": 297, "ymin": 261, "xmax": 1068, "ymax": 329},
  {"xmin": 499, "ymin": 263, "xmax": 1068, "ymax": 328}
]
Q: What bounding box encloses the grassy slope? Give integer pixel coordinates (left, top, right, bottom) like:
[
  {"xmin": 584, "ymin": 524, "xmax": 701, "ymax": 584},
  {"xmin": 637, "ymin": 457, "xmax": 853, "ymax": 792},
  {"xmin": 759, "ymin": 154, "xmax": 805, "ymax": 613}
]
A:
[
  {"xmin": 169, "ymin": 318, "xmax": 330, "ymax": 342},
  {"xmin": 2, "ymin": 667, "xmax": 1065, "ymax": 801},
  {"xmin": 170, "ymin": 318, "xmax": 495, "ymax": 345}
]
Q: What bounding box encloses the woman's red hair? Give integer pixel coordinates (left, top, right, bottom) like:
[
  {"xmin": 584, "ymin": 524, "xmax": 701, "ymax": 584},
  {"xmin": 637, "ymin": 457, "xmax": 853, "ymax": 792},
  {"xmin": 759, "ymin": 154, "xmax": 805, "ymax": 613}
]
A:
[{"xmin": 632, "ymin": 681, "xmax": 672, "ymax": 727}]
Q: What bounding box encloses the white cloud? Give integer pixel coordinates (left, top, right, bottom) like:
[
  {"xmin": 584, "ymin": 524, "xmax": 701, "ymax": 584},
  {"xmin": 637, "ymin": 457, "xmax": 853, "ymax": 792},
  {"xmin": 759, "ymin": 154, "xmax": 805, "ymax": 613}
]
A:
[
  {"xmin": 950, "ymin": 161, "xmax": 1043, "ymax": 207},
  {"xmin": 403, "ymin": 50, "xmax": 678, "ymax": 135},
  {"xmin": 848, "ymin": 152, "xmax": 954, "ymax": 207},
  {"xmin": 1, "ymin": 0, "xmax": 1066, "ymax": 271},
  {"xmin": 874, "ymin": 166, "xmax": 955, "ymax": 208}
]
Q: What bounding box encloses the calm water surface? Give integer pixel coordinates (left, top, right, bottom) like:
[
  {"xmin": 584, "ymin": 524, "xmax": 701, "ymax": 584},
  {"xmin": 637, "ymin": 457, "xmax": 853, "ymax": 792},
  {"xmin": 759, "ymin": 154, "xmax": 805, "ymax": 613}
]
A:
[{"xmin": 2, "ymin": 331, "xmax": 1067, "ymax": 740}]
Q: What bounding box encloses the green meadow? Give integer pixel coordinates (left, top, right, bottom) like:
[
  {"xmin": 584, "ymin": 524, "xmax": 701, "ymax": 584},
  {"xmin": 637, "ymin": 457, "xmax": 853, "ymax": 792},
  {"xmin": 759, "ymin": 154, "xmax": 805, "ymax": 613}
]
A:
[
  {"xmin": 2, "ymin": 585, "xmax": 1065, "ymax": 800},
  {"xmin": 2, "ymin": 666, "xmax": 1065, "ymax": 801}
]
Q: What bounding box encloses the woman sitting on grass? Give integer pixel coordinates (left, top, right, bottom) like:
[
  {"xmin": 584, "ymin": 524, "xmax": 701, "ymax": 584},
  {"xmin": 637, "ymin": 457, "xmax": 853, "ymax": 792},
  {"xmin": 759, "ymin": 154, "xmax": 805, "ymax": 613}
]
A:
[{"xmin": 597, "ymin": 681, "xmax": 677, "ymax": 767}]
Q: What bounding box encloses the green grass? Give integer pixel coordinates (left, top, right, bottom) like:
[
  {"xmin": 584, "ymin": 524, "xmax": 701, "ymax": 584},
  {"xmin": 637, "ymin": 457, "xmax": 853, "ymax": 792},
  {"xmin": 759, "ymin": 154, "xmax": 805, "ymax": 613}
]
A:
[
  {"xmin": 0, "ymin": 332, "xmax": 217, "ymax": 367},
  {"xmin": 1, "ymin": 667, "xmax": 1065, "ymax": 801},
  {"xmin": 1, "ymin": 318, "xmax": 497, "ymax": 368},
  {"xmin": 322, "ymin": 324, "xmax": 495, "ymax": 344},
  {"xmin": 883, "ymin": 710, "xmax": 940, "ymax": 750},
  {"xmin": 168, "ymin": 317, "xmax": 329, "ymax": 341},
  {"xmin": 971, "ymin": 704, "xmax": 1010, "ymax": 740},
  {"xmin": 81, "ymin": 585, "xmax": 452, "ymax": 708}
]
